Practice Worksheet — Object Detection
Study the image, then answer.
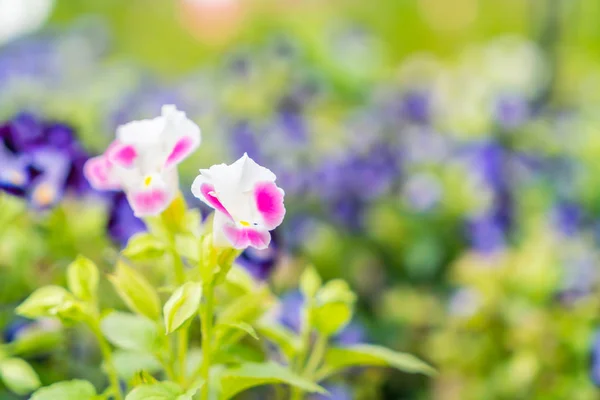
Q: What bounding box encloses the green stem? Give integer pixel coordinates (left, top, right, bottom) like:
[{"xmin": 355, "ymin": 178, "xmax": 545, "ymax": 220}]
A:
[
  {"xmin": 91, "ymin": 323, "xmax": 123, "ymax": 400},
  {"xmin": 303, "ymin": 334, "xmax": 328, "ymax": 379},
  {"xmin": 199, "ymin": 282, "xmax": 215, "ymax": 400},
  {"xmin": 171, "ymin": 248, "xmax": 188, "ymax": 384}
]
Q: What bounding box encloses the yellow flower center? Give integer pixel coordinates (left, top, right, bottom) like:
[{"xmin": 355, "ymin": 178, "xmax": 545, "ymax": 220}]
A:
[
  {"xmin": 144, "ymin": 176, "xmax": 153, "ymax": 187},
  {"xmin": 239, "ymin": 220, "xmax": 250, "ymax": 227}
]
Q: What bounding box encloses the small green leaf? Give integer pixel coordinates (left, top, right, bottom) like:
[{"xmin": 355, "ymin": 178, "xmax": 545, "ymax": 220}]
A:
[
  {"xmin": 175, "ymin": 234, "xmax": 200, "ymax": 263},
  {"xmin": 101, "ymin": 312, "xmax": 159, "ymax": 352},
  {"xmin": 255, "ymin": 322, "xmax": 300, "ymax": 361},
  {"xmin": 67, "ymin": 255, "xmax": 99, "ymax": 302},
  {"xmin": 299, "ymin": 266, "xmax": 321, "ymax": 298},
  {"xmin": 130, "ymin": 370, "xmax": 159, "ymax": 387},
  {"xmin": 30, "ymin": 380, "xmax": 96, "ymax": 400},
  {"xmin": 16, "ymin": 286, "xmax": 73, "ymax": 319},
  {"xmin": 109, "ymin": 261, "xmax": 161, "ymax": 320},
  {"xmin": 313, "ymin": 302, "xmax": 353, "ymax": 336},
  {"xmin": 0, "ymin": 358, "xmax": 41, "ymax": 395},
  {"xmin": 125, "ymin": 381, "xmax": 182, "ymax": 400},
  {"xmin": 218, "ymin": 362, "xmax": 325, "ymax": 400},
  {"xmin": 163, "ymin": 282, "xmax": 202, "ymax": 334},
  {"xmin": 217, "ymin": 288, "xmax": 271, "ymax": 327},
  {"xmin": 10, "ymin": 321, "xmax": 63, "ymax": 357},
  {"xmin": 123, "ymin": 233, "xmax": 167, "ymax": 261},
  {"xmin": 320, "ymin": 344, "xmax": 436, "ymax": 379},
  {"xmin": 112, "ymin": 351, "xmax": 162, "ymax": 381},
  {"xmin": 316, "ymin": 280, "xmax": 356, "ymax": 305},
  {"xmin": 220, "ymin": 322, "xmax": 259, "ymax": 340}
]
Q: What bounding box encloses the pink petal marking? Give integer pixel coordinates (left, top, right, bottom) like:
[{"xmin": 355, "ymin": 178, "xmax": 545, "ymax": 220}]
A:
[
  {"xmin": 165, "ymin": 136, "xmax": 194, "ymax": 168},
  {"xmin": 254, "ymin": 181, "xmax": 285, "ymax": 229},
  {"xmin": 109, "ymin": 144, "xmax": 137, "ymax": 167},
  {"xmin": 129, "ymin": 188, "xmax": 170, "ymax": 216},
  {"xmin": 223, "ymin": 223, "xmax": 271, "ymax": 250},
  {"xmin": 84, "ymin": 155, "xmax": 120, "ymax": 190},
  {"xmin": 200, "ymin": 183, "xmax": 232, "ymax": 219}
]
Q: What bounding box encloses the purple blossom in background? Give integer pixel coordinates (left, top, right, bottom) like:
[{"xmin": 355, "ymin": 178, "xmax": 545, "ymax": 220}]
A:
[
  {"xmin": 590, "ymin": 330, "xmax": 600, "ymax": 387},
  {"xmin": 278, "ymin": 290, "xmax": 367, "ymax": 345},
  {"xmin": 310, "ymin": 384, "xmax": 353, "ymax": 400},
  {"xmin": 236, "ymin": 231, "xmax": 280, "ymax": 280},
  {"xmin": 0, "ymin": 113, "xmax": 91, "ymax": 209},
  {"xmin": 107, "ymin": 192, "xmax": 147, "ymax": 247},
  {"xmin": 399, "ymin": 89, "xmax": 432, "ymax": 124},
  {"xmin": 551, "ymin": 202, "xmax": 582, "ymax": 237},
  {"xmin": 465, "ymin": 213, "xmax": 506, "ymax": 254},
  {"xmin": 494, "ymin": 95, "xmax": 530, "ymax": 129}
]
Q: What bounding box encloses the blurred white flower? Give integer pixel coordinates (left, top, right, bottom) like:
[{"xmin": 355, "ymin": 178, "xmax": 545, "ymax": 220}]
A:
[{"xmin": 0, "ymin": 0, "xmax": 55, "ymax": 45}]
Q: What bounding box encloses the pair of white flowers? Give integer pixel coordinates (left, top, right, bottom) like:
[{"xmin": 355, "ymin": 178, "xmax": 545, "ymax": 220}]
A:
[{"xmin": 84, "ymin": 105, "xmax": 285, "ymax": 250}]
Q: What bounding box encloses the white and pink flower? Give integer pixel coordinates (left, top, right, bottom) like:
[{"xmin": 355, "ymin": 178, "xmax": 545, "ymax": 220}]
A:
[
  {"xmin": 192, "ymin": 153, "xmax": 285, "ymax": 250},
  {"xmin": 84, "ymin": 105, "xmax": 201, "ymax": 216}
]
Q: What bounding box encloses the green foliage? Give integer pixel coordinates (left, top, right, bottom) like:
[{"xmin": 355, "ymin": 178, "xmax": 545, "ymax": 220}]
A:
[
  {"xmin": 112, "ymin": 351, "xmax": 162, "ymax": 381},
  {"xmin": 16, "ymin": 286, "xmax": 74, "ymax": 319},
  {"xmin": 67, "ymin": 255, "xmax": 99, "ymax": 302},
  {"xmin": 30, "ymin": 380, "xmax": 96, "ymax": 400},
  {"xmin": 217, "ymin": 362, "xmax": 326, "ymax": 400},
  {"xmin": 109, "ymin": 261, "xmax": 162, "ymax": 321},
  {"xmin": 163, "ymin": 282, "xmax": 202, "ymax": 334},
  {"xmin": 123, "ymin": 233, "xmax": 167, "ymax": 262},
  {"xmin": 0, "ymin": 358, "xmax": 41, "ymax": 395},
  {"xmin": 320, "ymin": 344, "xmax": 436, "ymax": 379},
  {"xmin": 219, "ymin": 322, "xmax": 259, "ymax": 341},
  {"xmin": 300, "ymin": 266, "xmax": 322, "ymax": 298},
  {"xmin": 125, "ymin": 381, "xmax": 198, "ymax": 400},
  {"xmin": 100, "ymin": 312, "xmax": 159, "ymax": 353}
]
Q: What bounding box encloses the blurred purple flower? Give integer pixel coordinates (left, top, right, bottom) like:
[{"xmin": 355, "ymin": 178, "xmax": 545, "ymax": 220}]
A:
[
  {"xmin": 236, "ymin": 231, "xmax": 280, "ymax": 280},
  {"xmin": 590, "ymin": 330, "xmax": 600, "ymax": 387},
  {"xmin": 0, "ymin": 113, "xmax": 91, "ymax": 208},
  {"xmin": 277, "ymin": 290, "xmax": 366, "ymax": 344},
  {"xmin": 494, "ymin": 95, "xmax": 530, "ymax": 129},
  {"xmin": 399, "ymin": 89, "xmax": 431, "ymax": 124},
  {"xmin": 310, "ymin": 384, "xmax": 353, "ymax": 400},
  {"xmin": 465, "ymin": 213, "xmax": 506, "ymax": 254},
  {"xmin": 107, "ymin": 192, "xmax": 147, "ymax": 247},
  {"xmin": 551, "ymin": 202, "xmax": 582, "ymax": 237}
]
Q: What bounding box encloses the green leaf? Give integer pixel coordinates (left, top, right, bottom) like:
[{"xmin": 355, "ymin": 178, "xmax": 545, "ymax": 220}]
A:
[
  {"xmin": 112, "ymin": 350, "xmax": 162, "ymax": 381},
  {"xmin": 313, "ymin": 302, "xmax": 353, "ymax": 336},
  {"xmin": 10, "ymin": 320, "xmax": 63, "ymax": 356},
  {"xmin": 30, "ymin": 380, "xmax": 96, "ymax": 400},
  {"xmin": 163, "ymin": 282, "xmax": 202, "ymax": 334},
  {"xmin": 320, "ymin": 344, "xmax": 436, "ymax": 379},
  {"xmin": 217, "ymin": 288, "xmax": 271, "ymax": 327},
  {"xmin": 0, "ymin": 358, "xmax": 41, "ymax": 395},
  {"xmin": 123, "ymin": 233, "xmax": 167, "ymax": 261},
  {"xmin": 218, "ymin": 362, "xmax": 325, "ymax": 400},
  {"xmin": 16, "ymin": 286, "xmax": 73, "ymax": 319},
  {"xmin": 299, "ymin": 266, "xmax": 321, "ymax": 298},
  {"xmin": 174, "ymin": 234, "xmax": 200, "ymax": 263},
  {"xmin": 316, "ymin": 280, "xmax": 356, "ymax": 305},
  {"xmin": 220, "ymin": 322, "xmax": 259, "ymax": 340},
  {"xmin": 255, "ymin": 322, "xmax": 300, "ymax": 362},
  {"xmin": 109, "ymin": 261, "xmax": 161, "ymax": 320},
  {"xmin": 100, "ymin": 312, "xmax": 159, "ymax": 352},
  {"xmin": 67, "ymin": 255, "xmax": 99, "ymax": 302},
  {"xmin": 125, "ymin": 381, "xmax": 184, "ymax": 400}
]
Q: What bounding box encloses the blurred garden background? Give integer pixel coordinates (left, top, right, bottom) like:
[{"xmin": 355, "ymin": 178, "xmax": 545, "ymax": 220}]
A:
[{"xmin": 2, "ymin": 0, "xmax": 600, "ymax": 398}]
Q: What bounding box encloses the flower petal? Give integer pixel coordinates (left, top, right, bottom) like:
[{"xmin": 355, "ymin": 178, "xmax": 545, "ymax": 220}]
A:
[
  {"xmin": 165, "ymin": 136, "xmax": 196, "ymax": 169},
  {"xmin": 199, "ymin": 183, "xmax": 232, "ymax": 219},
  {"xmin": 83, "ymin": 155, "xmax": 121, "ymax": 190},
  {"xmin": 222, "ymin": 223, "xmax": 271, "ymax": 250},
  {"xmin": 108, "ymin": 143, "xmax": 138, "ymax": 168},
  {"xmin": 254, "ymin": 181, "xmax": 285, "ymax": 229},
  {"xmin": 128, "ymin": 187, "xmax": 172, "ymax": 217}
]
